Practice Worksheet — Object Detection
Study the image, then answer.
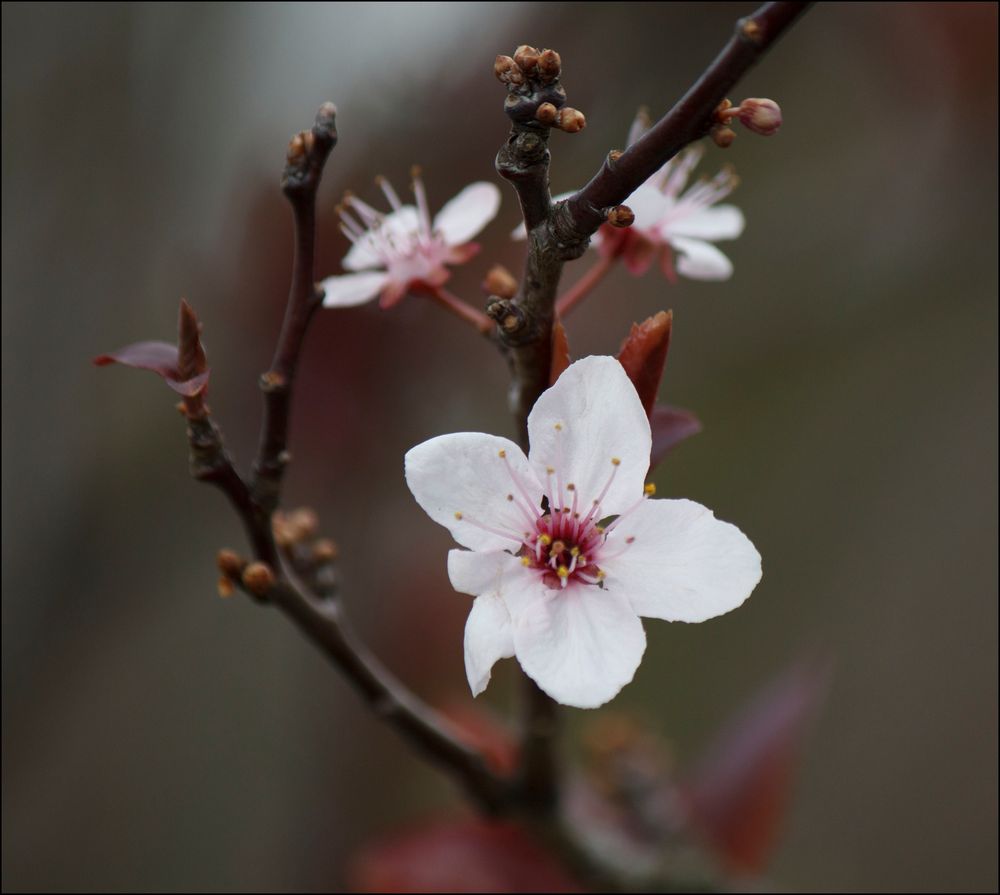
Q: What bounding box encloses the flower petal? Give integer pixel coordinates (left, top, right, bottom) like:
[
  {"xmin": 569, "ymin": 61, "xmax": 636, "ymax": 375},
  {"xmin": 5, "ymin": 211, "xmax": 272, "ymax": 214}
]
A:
[
  {"xmin": 510, "ymin": 583, "xmax": 647, "ymax": 709},
  {"xmin": 405, "ymin": 433, "xmax": 543, "ymax": 551},
  {"xmin": 669, "ymin": 236, "xmax": 734, "ymax": 281},
  {"xmin": 448, "ymin": 550, "xmax": 529, "ymax": 696},
  {"xmin": 665, "ymin": 205, "xmax": 745, "ymax": 241},
  {"xmin": 320, "ymin": 271, "xmax": 391, "ymax": 308},
  {"xmin": 624, "ymin": 181, "xmax": 671, "ymax": 232},
  {"xmin": 602, "ymin": 498, "xmax": 761, "ymax": 623},
  {"xmin": 527, "ymin": 356, "xmax": 651, "ymax": 516},
  {"xmin": 433, "ymin": 182, "xmax": 502, "ymax": 246},
  {"xmin": 342, "ymin": 206, "xmax": 420, "ymax": 271}
]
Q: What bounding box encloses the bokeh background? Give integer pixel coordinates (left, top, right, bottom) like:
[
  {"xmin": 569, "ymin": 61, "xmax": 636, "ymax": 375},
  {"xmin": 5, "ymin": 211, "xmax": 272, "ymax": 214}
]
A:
[{"xmin": 3, "ymin": 3, "xmax": 997, "ymax": 891}]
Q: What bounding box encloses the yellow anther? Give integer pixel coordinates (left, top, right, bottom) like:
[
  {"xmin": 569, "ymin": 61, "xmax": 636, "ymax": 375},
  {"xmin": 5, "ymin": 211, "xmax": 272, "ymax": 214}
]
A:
[
  {"xmin": 498, "ymin": 449, "xmax": 506, "ymax": 458},
  {"xmin": 596, "ymin": 525, "xmax": 605, "ymax": 534},
  {"xmin": 557, "ymin": 565, "xmax": 570, "ymax": 579},
  {"xmin": 554, "ymin": 422, "xmax": 563, "ymax": 431},
  {"xmin": 596, "ymin": 570, "xmax": 606, "ymax": 580},
  {"xmin": 644, "ymin": 483, "xmax": 657, "ymax": 496},
  {"xmin": 611, "ymin": 457, "xmax": 621, "ymax": 466},
  {"xmin": 566, "ymin": 483, "xmax": 576, "ymax": 491},
  {"xmin": 570, "ymin": 546, "xmax": 580, "ymax": 557},
  {"xmin": 539, "ymin": 533, "xmax": 552, "ymax": 545},
  {"xmin": 546, "ymin": 466, "xmax": 555, "ymax": 474},
  {"xmin": 521, "ymin": 556, "xmax": 531, "ymax": 566},
  {"xmin": 454, "ymin": 511, "xmax": 463, "ymax": 520},
  {"xmin": 506, "ymin": 494, "xmax": 514, "ymax": 501}
]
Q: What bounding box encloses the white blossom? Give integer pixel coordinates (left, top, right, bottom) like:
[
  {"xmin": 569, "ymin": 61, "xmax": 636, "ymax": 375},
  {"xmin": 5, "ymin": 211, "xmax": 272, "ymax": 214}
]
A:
[
  {"xmin": 321, "ymin": 173, "xmax": 501, "ymax": 309},
  {"xmin": 404, "ymin": 356, "xmax": 761, "ymax": 709}
]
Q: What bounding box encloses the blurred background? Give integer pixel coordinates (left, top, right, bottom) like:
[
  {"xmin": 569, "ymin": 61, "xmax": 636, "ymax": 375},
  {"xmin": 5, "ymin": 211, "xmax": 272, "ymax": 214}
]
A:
[{"xmin": 3, "ymin": 3, "xmax": 997, "ymax": 891}]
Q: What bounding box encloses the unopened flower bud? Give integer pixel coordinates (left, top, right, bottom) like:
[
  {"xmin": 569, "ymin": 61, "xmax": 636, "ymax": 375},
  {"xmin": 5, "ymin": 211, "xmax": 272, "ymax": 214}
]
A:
[
  {"xmin": 483, "ymin": 264, "xmax": 518, "ymax": 299},
  {"xmin": 535, "ymin": 102, "xmax": 558, "ymax": 125},
  {"xmin": 217, "ymin": 576, "xmax": 235, "ymax": 598},
  {"xmin": 556, "ymin": 107, "xmax": 586, "ymax": 133},
  {"xmin": 217, "ymin": 548, "xmax": 244, "ymax": 579},
  {"xmin": 711, "ymin": 125, "xmax": 736, "ymax": 148},
  {"xmin": 606, "ymin": 205, "xmax": 635, "ymax": 228},
  {"xmin": 537, "ymin": 48, "xmax": 561, "ymax": 82},
  {"xmin": 242, "ymin": 562, "xmax": 275, "ymax": 597},
  {"xmin": 735, "ymin": 97, "xmax": 782, "ymax": 136},
  {"xmin": 513, "ymin": 44, "xmax": 540, "ymax": 73},
  {"xmin": 494, "ymin": 55, "xmax": 516, "ymax": 81}
]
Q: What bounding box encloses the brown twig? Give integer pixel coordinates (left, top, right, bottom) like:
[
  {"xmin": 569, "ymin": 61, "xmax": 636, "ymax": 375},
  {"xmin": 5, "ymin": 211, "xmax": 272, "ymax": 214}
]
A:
[
  {"xmin": 493, "ymin": 0, "xmax": 810, "ymax": 831},
  {"xmin": 180, "ymin": 104, "xmax": 509, "ymax": 815}
]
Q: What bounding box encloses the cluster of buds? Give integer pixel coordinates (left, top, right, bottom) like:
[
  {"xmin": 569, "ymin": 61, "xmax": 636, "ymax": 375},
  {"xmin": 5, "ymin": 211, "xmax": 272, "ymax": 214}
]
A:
[
  {"xmin": 710, "ymin": 97, "xmax": 783, "ymax": 147},
  {"xmin": 494, "ymin": 45, "xmax": 586, "ymax": 134},
  {"xmin": 216, "ymin": 549, "xmax": 275, "ymax": 600},
  {"xmin": 273, "ymin": 506, "xmax": 339, "ymax": 597}
]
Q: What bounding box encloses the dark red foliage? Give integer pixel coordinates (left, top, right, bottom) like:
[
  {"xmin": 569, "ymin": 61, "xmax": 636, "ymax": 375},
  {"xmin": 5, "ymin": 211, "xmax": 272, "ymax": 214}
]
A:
[
  {"xmin": 93, "ymin": 340, "xmax": 209, "ymax": 397},
  {"xmin": 682, "ymin": 660, "xmax": 831, "ymax": 874},
  {"xmin": 352, "ymin": 818, "xmax": 582, "ymax": 893}
]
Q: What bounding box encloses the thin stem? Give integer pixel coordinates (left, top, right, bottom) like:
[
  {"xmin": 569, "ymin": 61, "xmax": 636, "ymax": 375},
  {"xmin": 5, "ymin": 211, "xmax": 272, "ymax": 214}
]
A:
[
  {"xmin": 555, "ymin": 254, "xmax": 616, "ymax": 317},
  {"xmin": 419, "ymin": 284, "xmax": 494, "ymax": 334}
]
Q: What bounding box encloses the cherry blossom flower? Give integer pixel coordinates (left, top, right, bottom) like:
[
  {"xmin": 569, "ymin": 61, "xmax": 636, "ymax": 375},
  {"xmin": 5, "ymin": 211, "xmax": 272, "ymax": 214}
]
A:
[
  {"xmin": 404, "ymin": 356, "xmax": 761, "ymax": 709},
  {"xmin": 321, "ymin": 172, "xmax": 501, "ymax": 309},
  {"xmin": 514, "ymin": 115, "xmax": 744, "ymax": 282}
]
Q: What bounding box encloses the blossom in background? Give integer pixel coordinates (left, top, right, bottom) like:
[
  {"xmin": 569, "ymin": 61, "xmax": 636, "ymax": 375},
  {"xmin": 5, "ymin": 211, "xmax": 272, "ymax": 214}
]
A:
[
  {"xmin": 597, "ymin": 143, "xmax": 744, "ymax": 281},
  {"xmin": 404, "ymin": 356, "xmax": 761, "ymax": 709},
  {"xmin": 514, "ymin": 115, "xmax": 744, "ymax": 282},
  {"xmin": 321, "ymin": 172, "xmax": 501, "ymax": 309}
]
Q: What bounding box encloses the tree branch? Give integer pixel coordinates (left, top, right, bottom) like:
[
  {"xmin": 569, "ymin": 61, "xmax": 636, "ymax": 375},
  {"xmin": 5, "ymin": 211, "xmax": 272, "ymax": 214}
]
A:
[
  {"xmin": 566, "ymin": 1, "xmax": 811, "ymax": 235},
  {"xmin": 252, "ymin": 103, "xmax": 338, "ymax": 514},
  {"xmin": 491, "ymin": 0, "xmax": 811, "ymax": 835}
]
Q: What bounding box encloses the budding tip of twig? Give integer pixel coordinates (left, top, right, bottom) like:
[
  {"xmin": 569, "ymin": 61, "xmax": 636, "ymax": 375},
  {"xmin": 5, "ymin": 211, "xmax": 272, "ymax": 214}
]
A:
[
  {"xmin": 316, "ymin": 101, "xmax": 337, "ymax": 123},
  {"xmin": 536, "ymin": 48, "xmax": 561, "ymax": 81},
  {"xmin": 513, "ymin": 44, "xmax": 540, "ymax": 74},
  {"xmin": 217, "ymin": 548, "xmax": 245, "ymax": 579},
  {"xmin": 535, "ymin": 102, "xmax": 558, "ymax": 125},
  {"xmin": 606, "ymin": 205, "xmax": 635, "ymax": 228},
  {"xmin": 556, "ymin": 107, "xmax": 586, "ymax": 133},
  {"xmin": 608, "ymin": 149, "xmax": 624, "ymax": 164},
  {"xmin": 740, "ymin": 17, "xmax": 763, "ymax": 44},
  {"xmin": 711, "ymin": 124, "xmax": 737, "ymax": 148},
  {"xmin": 287, "ymin": 132, "xmax": 308, "ymax": 164},
  {"xmin": 242, "ymin": 562, "xmax": 276, "ymax": 597}
]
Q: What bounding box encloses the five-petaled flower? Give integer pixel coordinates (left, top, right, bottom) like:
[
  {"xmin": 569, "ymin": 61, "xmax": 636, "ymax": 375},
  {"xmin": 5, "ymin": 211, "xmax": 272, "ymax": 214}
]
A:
[
  {"xmin": 405, "ymin": 356, "xmax": 761, "ymax": 709},
  {"xmin": 320, "ymin": 171, "xmax": 501, "ymax": 309}
]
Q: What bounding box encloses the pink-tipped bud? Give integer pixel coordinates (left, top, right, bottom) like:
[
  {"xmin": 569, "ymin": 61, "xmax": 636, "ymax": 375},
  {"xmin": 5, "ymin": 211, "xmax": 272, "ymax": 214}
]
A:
[
  {"xmin": 735, "ymin": 97, "xmax": 782, "ymax": 136},
  {"xmin": 556, "ymin": 107, "xmax": 586, "ymax": 133},
  {"xmin": 513, "ymin": 44, "xmax": 540, "ymax": 74},
  {"xmin": 535, "ymin": 102, "xmax": 558, "ymax": 125},
  {"xmin": 537, "ymin": 48, "xmax": 561, "ymax": 81}
]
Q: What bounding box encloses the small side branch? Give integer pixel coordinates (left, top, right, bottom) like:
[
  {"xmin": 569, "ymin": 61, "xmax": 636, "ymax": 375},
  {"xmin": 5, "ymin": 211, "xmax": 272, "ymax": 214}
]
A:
[
  {"xmin": 566, "ymin": 1, "xmax": 810, "ymax": 236},
  {"xmin": 252, "ymin": 103, "xmax": 338, "ymax": 513}
]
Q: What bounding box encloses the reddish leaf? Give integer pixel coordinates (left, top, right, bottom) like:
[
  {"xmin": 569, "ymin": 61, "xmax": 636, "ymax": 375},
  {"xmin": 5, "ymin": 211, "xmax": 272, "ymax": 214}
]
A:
[
  {"xmin": 94, "ymin": 299, "xmax": 210, "ymax": 398},
  {"xmin": 550, "ymin": 319, "xmax": 571, "ymax": 385},
  {"xmin": 682, "ymin": 660, "xmax": 831, "ymax": 875},
  {"xmin": 649, "ymin": 404, "xmax": 702, "ymax": 469},
  {"xmin": 352, "ymin": 819, "xmax": 582, "ymax": 893},
  {"xmin": 93, "ymin": 340, "xmax": 209, "ymax": 397},
  {"xmin": 617, "ymin": 311, "xmax": 672, "ymax": 417}
]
